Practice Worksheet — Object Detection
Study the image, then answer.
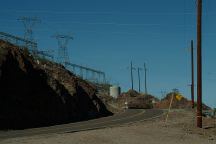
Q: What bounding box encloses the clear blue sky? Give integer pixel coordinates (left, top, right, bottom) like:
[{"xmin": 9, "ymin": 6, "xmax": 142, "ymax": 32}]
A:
[{"xmin": 0, "ymin": 0, "xmax": 216, "ymax": 108}]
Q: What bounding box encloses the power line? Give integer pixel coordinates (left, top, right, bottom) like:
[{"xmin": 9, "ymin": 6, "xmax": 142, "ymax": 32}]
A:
[{"xmin": 0, "ymin": 9, "xmax": 197, "ymax": 15}]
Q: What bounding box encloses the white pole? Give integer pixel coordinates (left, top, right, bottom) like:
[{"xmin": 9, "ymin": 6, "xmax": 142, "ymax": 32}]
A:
[{"xmin": 165, "ymin": 93, "xmax": 174, "ymax": 123}]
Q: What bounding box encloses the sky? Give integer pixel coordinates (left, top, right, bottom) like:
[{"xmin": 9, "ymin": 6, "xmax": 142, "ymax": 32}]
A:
[{"xmin": 0, "ymin": 0, "xmax": 216, "ymax": 108}]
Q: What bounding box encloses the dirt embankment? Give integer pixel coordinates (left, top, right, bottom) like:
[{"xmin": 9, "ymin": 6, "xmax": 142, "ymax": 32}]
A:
[
  {"xmin": 116, "ymin": 89, "xmax": 159, "ymax": 109},
  {"xmin": 0, "ymin": 40, "xmax": 112, "ymax": 130},
  {"xmin": 111, "ymin": 90, "xmax": 211, "ymax": 111},
  {"xmin": 155, "ymin": 92, "xmax": 211, "ymax": 110}
]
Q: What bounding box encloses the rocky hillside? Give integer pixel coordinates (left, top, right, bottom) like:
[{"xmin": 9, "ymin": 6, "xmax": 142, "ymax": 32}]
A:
[{"xmin": 0, "ymin": 40, "xmax": 112, "ymax": 130}]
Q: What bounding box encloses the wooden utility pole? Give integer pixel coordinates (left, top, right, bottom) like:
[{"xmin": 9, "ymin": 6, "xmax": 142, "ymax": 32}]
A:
[
  {"xmin": 144, "ymin": 63, "xmax": 148, "ymax": 94},
  {"xmin": 137, "ymin": 67, "xmax": 142, "ymax": 93},
  {"xmin": 130, "ymin": 61, "xmax": 135, "ymax": 90},
  {"xmin": 191, "ymin": 40, "xmax": 195, "ymax": 108},
  {"xmin": 197, "ymin": 0, "xmax": 202, "ymax": 128}
]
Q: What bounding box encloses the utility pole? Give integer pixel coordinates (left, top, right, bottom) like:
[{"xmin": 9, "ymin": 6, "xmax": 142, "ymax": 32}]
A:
[
  {"xmin": 137, "ymin": 67, "xmax": 142, "ymax": 93},
  {"xmin": 144, "ymin": 63, "xmax": 148, "ymax": 94},
  {"xmin": 130, "ymin": 61, "xmax": 136, "ymax": 90},
  {"xmin": 191, "ymin": 40, "xmax": 195, "ymax": 108},
  {"xmin": 197, "ymin": 0, "xmax": 202, "ymax": 128}
]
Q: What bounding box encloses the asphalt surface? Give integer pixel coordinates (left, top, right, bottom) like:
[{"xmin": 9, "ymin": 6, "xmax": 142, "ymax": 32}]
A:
[{"xmin": 0, "ymin": 109, "xmax": 164, "ymax": 140}]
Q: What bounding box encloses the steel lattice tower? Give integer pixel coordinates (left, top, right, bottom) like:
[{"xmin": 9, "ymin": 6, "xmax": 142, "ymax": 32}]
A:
[
  {"xmin": 18, "ymin": 17, "xmax": 40, "ymax": 53},
  {"xmin": 52, "ymin": 34, "xmax": 73, "ymax": 66}
]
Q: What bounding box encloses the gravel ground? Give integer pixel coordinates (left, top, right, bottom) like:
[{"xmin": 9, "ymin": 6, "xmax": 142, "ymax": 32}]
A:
[{"xmin": 0, "ymin": 109, "xmax": 216, "ymax": 144}]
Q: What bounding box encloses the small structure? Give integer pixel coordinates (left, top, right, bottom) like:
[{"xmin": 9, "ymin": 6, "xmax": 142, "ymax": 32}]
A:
[{"xmin": 110, "ymin": 86, "xmax": 121, "ymax": 98}]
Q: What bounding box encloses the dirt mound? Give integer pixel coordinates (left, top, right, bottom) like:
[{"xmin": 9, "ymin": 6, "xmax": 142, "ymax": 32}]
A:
[
  {"xmin": 154, "ymin": 93, "xmax": 191, "ymax": 109},
  {"xmin": 116, "ymin": 90, "xmax": 159, "ymax": 109},
  {"xmin": 0, "ymin": 40, "xmax": 111, "ymax": 130},
  {"xmin": 154, "ymin": 92, "xmax": 211, "ymax": 110},
  {"xmin": 120, "ymin": 89, "xmax": 140, "ymax": 97}
]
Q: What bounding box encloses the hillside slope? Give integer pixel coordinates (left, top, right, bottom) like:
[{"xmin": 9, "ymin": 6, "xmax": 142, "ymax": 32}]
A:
[{"xmin": 0, "ymin": 40, "xmax": 112, "ymax": 130}]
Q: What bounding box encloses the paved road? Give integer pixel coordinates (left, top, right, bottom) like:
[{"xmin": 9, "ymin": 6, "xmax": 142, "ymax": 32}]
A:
[{"xmin": 0, "ymin": 109, "xmax": 164, "ymax": 140}]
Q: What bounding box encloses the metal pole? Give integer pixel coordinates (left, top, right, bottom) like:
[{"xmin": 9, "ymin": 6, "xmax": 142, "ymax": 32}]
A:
[
  {"xmin": 131, "ymin": 61, "xmax": 134, "ymax": 90},
  {"xmin": 197, "ymin": 0, "xmax": 202, "ymax": 128},
  {"xmin": 191, "ymin": 40, "xmax": 195, "ymax": 108},
  {"xmin": 138, "ymin": 68, "xmax": 141, "ymax": 93},
  {"xmin": 144, "ymin": 63, "xmax": 148, "ymax": 94}
]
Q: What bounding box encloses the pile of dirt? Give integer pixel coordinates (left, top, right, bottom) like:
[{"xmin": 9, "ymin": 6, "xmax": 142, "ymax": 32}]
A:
[
  {"xmin": 117, "ymin": 90, "xmax": 159, "ymax": 109},
  {"xmin": 0, "ymin": 40, "xmax": 112, "ymax": 130},
  {"xmin": 154, "ymin": 93, "xmax": 191, "ymax": 109},
  {"xmin": 154, "ymin": 92, "xmax": 211, "ymax": 110},
  {"xmin": 120, "ymin": 89, "xmax": 140, "ymax": 97}
]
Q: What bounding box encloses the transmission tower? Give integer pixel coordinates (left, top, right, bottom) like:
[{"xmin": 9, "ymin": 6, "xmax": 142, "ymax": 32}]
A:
[
  {"xmin": 52, "ymin": 34, "xmax": 73, "ymax": 66},
  {"xmin": 18, "ymin": 16, "xmax": 41, "ymax": 53}
]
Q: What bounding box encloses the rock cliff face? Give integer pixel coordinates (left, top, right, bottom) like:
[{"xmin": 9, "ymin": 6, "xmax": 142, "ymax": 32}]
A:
[{"xmin": 0, "ymin": 40, "xmax": 112, "ymax": 130}]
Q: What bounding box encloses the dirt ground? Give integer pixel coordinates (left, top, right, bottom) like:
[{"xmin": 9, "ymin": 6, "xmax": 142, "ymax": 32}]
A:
[{"xmin": 1, "ymin": 109, "xmax": 216, "ymax": 144}]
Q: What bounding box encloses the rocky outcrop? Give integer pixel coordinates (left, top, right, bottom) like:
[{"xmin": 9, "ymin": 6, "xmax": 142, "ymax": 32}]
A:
[{"xmin": 0, "ymin": 40, "xmax": 112, "ymax": 130}]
